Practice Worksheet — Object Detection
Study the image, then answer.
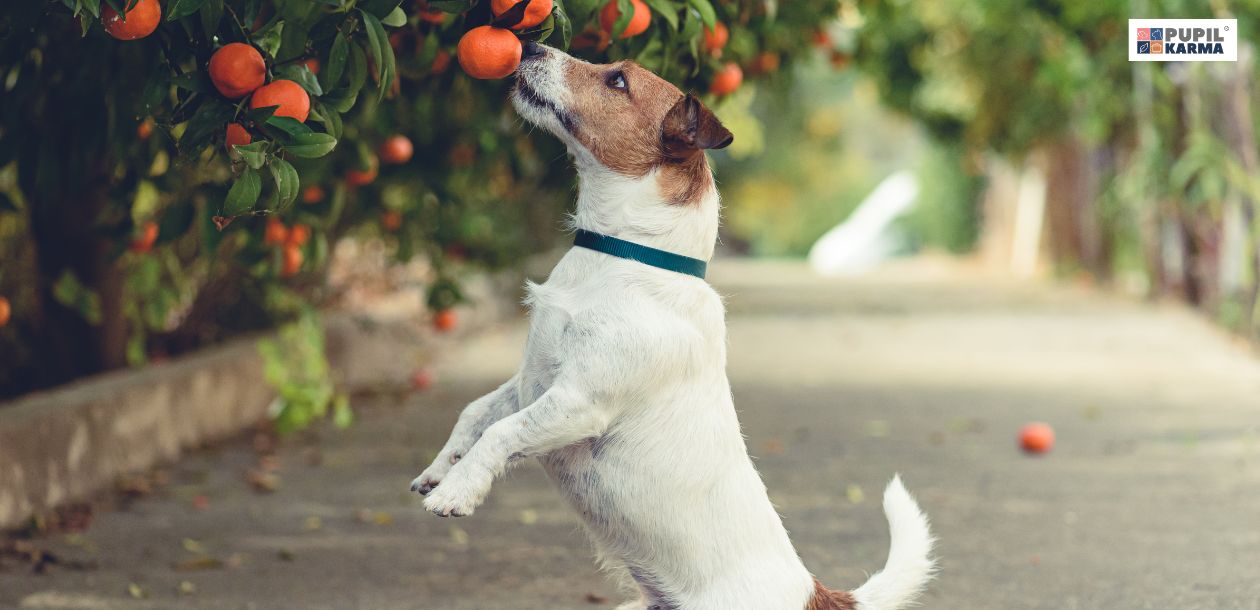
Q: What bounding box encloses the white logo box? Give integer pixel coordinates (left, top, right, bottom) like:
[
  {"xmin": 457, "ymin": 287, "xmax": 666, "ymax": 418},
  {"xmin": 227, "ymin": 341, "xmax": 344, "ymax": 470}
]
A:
[{"xmin": 1129, "ymin": 18, "xmax": 1238, "ymax": 62}]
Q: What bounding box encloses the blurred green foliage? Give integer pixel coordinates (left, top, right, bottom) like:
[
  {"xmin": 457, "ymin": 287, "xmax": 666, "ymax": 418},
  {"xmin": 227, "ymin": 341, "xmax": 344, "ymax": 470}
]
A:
[{"xmin": 852, "ymin": 0, "xmax": 1260, "ymax": 338}]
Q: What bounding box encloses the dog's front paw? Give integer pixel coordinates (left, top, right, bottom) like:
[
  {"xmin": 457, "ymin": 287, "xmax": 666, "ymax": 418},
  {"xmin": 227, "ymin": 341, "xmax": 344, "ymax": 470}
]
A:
[
  {"xmin": 421, "ymin": 464, "xmax": 489, "ymax": 517},
  {"xmin": 409, "ymin": 450, "xmax": 464, "ymax": 495}
]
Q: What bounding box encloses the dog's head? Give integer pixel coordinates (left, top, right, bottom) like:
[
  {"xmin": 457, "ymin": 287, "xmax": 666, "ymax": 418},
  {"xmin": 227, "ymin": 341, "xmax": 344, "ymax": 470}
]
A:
[{"xmin": 512, "ymin": 43, "xmax": 732, "ymax": 206}]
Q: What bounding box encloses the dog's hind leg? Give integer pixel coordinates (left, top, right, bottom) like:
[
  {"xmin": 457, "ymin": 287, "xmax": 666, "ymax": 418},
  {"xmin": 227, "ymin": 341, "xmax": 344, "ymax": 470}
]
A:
[{"xmin": 410, "ymin": 375, "xmax": 520, "ymax": 495}]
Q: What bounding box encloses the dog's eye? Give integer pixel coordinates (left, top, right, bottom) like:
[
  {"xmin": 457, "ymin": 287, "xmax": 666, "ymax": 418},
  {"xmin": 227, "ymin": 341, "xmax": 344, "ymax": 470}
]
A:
[{"xmin": 605, "ymin": 71, "xmax": 628, "ymax": 92}]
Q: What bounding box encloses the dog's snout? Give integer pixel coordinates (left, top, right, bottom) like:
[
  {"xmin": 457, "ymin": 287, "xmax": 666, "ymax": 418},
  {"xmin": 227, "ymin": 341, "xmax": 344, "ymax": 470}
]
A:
[{"xmin": 522, "ymin": 41, "xmax": 546, "ymax": 60}]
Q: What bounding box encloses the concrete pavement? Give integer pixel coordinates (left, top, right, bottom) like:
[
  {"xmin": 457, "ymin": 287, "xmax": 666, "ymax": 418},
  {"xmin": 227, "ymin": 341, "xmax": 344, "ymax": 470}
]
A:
[{"xmin": 3, "ymin": 258, "xmax": 1259, "ymax": 609}]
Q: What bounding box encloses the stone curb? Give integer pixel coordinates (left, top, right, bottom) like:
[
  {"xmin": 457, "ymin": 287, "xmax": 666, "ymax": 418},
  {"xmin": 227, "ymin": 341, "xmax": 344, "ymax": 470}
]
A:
[{"xmin": 0, "ymin": 270, "xmax": 526, "ymax": 530}]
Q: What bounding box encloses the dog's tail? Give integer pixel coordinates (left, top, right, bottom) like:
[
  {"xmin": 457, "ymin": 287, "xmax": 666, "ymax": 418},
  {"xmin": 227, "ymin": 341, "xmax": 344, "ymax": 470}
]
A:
[{"xmin": 849, "ymin": 475, "xmax": 936, "ymax": 610}]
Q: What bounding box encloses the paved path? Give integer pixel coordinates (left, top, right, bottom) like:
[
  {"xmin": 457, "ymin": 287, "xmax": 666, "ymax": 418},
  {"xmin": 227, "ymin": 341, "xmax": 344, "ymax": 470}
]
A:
[{"xmin": 3, "ymin": 259, "xmax": 1260, "ymax": 609}]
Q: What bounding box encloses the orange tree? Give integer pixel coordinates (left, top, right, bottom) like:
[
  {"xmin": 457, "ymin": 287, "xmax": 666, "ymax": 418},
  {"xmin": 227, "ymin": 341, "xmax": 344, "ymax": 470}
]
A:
[{"xmin": 0, "ymin": 0, "xmax": 839, "ymax": 400}]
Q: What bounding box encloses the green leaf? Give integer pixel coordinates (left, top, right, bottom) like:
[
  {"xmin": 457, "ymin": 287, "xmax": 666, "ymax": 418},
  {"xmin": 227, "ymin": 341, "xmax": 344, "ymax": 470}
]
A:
[
  {"xmin": 381, "ymin": 6, "xmax": 406, "ymax": 26},
  {"xmin": 266, "ymin": 115, "xmax": 315, "ymax": 138},
  {"xmin": 277, "ymin": 63, "xmax": 324, "ymax": 96},
  {"xmin": 551, "ymin": 0, "xmax": 572, "ymax": 49},
  {"xmin": 613, "ymin": 0, "xmax": 632, "ymax": 38},
  {"xmin": 282, "ymin": 132, "xmax": 338, "ymax": 158},
  {"xmin": 170, "ymin": 72, "xmax": 212, "ymax": 93},
  {"xmin": 565, "ymin": 0, "xmax": 600, "ymax": 22},
  {"xmin": 686, "ymin": 0, "xmax": 714, "ymax": 29},
  {"xmin": 80, "ymin": 0, "xmax": 101, "ymax": 18},
  {"xmin": 321, "ymin": 33, "xmax": 349, "ymax": 91},
  {"xmin": 358, "ymin": 0, "xmax": 402, "ymax": 18},
  {"xmin": 199, "ymin": 0, "xmax": 223, "ymax": 36},
  {"xmin": 312, "ymin": 101, "xmax": 343, "ymax": 139},
  {"xmin": 234, "ymin": 141, "xmax": 269, "ymax": 169},
  {"xmin": 270, "ymin": 158, "xmax": 300, "ymax": 208},
  {"xmin": 179, "ymin": 99, "xmax": 235, "ymax": 159},
  {"xmin": 642, "ymin": 0, "xmax": 676, "ymax": 30},
  {"xmin": 224, "ymin": 169, "xmax": 262, "ymax": 216},
  {"xmin": 278, "ymin": 19, "xmax": 313, "ymax": 62},
  {"xmin": 425, "ymin": 0, "xmax": 472, "ymax": 13},
  {"xmin": 359, "ymin": 10, "xmax": 395, "ymax": 102},
  {"xmin": 165, "ymin": 0, "xmax": 206, "ymax": 21},
  {"xmin": 332, "ymin": 395, "xmax": 354, "ymax": 429}
]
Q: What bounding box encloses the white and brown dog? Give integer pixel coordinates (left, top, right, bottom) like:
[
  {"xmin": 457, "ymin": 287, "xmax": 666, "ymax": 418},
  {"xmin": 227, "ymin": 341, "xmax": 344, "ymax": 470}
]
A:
[{"xmin": 411, "ymin": 43, "xmax": 935, "ymax": 610}]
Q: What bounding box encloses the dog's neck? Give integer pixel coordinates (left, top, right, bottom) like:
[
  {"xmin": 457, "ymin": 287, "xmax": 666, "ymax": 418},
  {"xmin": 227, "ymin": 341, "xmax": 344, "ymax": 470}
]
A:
[{"xmin": 570, "ymin": 153, "xmax": 719, "ymax": 262}]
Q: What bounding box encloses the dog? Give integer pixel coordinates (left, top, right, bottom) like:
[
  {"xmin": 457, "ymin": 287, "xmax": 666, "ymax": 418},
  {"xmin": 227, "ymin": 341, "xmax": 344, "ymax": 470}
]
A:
[{"xmin": 410, "ymin": 42, "xmax": 935, "ymax": 610}]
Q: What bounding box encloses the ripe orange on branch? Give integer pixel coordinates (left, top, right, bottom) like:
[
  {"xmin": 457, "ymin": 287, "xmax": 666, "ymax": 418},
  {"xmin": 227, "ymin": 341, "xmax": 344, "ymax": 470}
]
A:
[
  {"xmin": 709, "ymin": 63, "xmax": 742, "ymax": 95},
  {"xmin": 101, "ymin": 0, "xmax": 160, "ymax": 40},
  {"xmin": 209, "ymin": 43, "xmax": 267, "ymax": 99},
  {"xmin": 703, "ymin": 22, "xmax": 728, "ymax": 54},
  {"xmin": 286, "ymin": 224, "xmax": 311, "ymax": 247},
  {"xmin": 131, "ymin": 221, "xmax": 159, "ymax": 253},
  {"xmin": 492, "ymin": 0, "xmax": 554, "ymax": 30},
  {"xmin": 225, "ymin": 123, "xmax": 252, "ymax": 152},
  {"xmin": 458, "ymin": 26, "xmax": 522, "ymax": 80},
  {"xmin": 264, "ymin": 217, "xmax": 289, "ymax": 245},
  {"xmin": 0, "ymin": 296, "xmax": 10, "ymax": 327},
  {"xmin": 380, "ymin": 135, "xmax": 414, "ymax": 165},
  {"xmin": 250, "ymin": 80, "xmax": 311, "ymax": 122},
  {"xmin": 347, "ymin": 158, "xmax": 379, "ymax": 186},
  {"xmin": 281, "ymin": 244, "xmax": 304, "ymax": 277},
  {"xmin": 600, "ymin": 0, "xmax": 650, "ymax": 39}
]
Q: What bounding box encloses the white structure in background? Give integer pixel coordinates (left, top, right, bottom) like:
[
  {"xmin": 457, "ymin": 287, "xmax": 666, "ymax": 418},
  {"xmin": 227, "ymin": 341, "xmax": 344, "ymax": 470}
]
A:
[{"xmin": 808, "ymin": 170, "xmax": 919, "ymax": 276}]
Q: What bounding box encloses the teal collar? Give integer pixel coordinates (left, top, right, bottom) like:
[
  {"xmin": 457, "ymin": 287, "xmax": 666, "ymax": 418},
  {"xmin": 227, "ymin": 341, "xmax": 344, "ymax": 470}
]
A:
[{"xmin": 573, "ymin": 229, "xmax": 708, "ymax": 279}]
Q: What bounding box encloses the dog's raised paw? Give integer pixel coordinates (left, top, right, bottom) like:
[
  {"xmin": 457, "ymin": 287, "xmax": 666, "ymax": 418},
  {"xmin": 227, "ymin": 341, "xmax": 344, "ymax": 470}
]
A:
[
  {"xmin": 423, "ymin": 488, "xmax": 478, "ymax": 517},
  {"xmin": 409, "ymin": 474, "xmax": 439, "ymax": 495}
]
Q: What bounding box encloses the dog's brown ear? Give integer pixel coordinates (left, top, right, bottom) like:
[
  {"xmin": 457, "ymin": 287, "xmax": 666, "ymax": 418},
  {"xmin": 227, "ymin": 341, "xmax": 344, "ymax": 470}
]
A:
[{"xmin": 661, "ymin": 94, "xmax": 733, "ymax": 160}]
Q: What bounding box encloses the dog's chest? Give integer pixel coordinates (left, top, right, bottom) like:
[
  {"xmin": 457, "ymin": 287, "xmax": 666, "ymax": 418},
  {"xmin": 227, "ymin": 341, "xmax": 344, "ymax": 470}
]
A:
[{"xmin": 517, "ymin": 272, "xmax": 594, "ymax": 406}]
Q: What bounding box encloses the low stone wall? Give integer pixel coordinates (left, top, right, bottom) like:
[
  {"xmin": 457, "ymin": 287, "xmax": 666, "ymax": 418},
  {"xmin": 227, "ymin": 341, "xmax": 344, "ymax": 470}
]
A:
[
  {"xmin": 0, "ymin": 270, "xmax": 526, "ymax": 530},
  {"xmin": 0, "ymin": 339, "xmax": 272, "ymax": 529}
]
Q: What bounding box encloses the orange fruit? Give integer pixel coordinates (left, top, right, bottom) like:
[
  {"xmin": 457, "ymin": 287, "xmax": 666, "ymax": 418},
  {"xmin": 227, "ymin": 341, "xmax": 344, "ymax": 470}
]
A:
[
  {"xmin": 1019, "ymin": 423, "xmax": 1055, "ymax": 454},
  {"xmin": 410, "ymin": 368, "xmax": 434, "ymax": 391},
  {"xmin": 379, "ymin": 135, "xmax": 414, "ymax": 165},
  {"xmin": 491, "ymin": 0, "xmax": 553, "ymax": 30},
  {"xmin": 302, "ymin": 185, "xmax": 325, "ymax": 204},
  {"xmin": 264, "ymin": 217, "xmax": 289, "ymax": 245},
  {"xmin": 382, "ymin": 210, "xmax": 403, "ymax": 231},
  {"xmin": 599, "ymin": 0, "xmax": 650, "ymax": 39},
  {"xmin": 431, "ymin": 49, "xmax": 452, "ymax": 74},
  {"xmin": 281, "ymin": 244, "xmax": 303, "ymax": 277},
  {"xmin": 303, "ymin": 58, "xmax": 320, "ymax": 75},
  {"xmin": 752, "ymin": 51, "xmax": 780, "ymax": 74},
  {"xmin": 130, "ymin": 221, "xmax": 159, "ymax": 253},
  {"xmin": 137, "ymin": 117, "xmax": 154, "ymax": 141},
  {"xmin": 225, "ymin": 123, "xmax": 252, "ymax": 152},
  {"xmin": 433, "ymin": 308, "xmax": 457, "ymax": 332},
  {"xmin": 102, "ymin": 0, "xmax": 160, "ymax": 40},
  {"xmin": 347, "ymin": 160, "xmax": 379, "ymax": 187},
  {"xmin": 0, "ymin": 296, "xmax": 9, "ymax": 327},
  {"xmin": 286, "ymin": 224, "xmax": 311, "ymax": 247},
  {"xmin": 209, "ymin": 43, "xmax": 267, "ymax": 99},
  {"xmin": 813, "ymin": 30, "xmax": 831, "ymax": 48},
  {"xmin": 457, "ymin": 26, "xmax": 522, "ymax": 80},
  {"xmin": 250, "ymin": 80, "xmax": 311, "ymax": 122},
  {"xmin": 703, "ymin": 22, "xmax": 728, "ymax": 53},
  {"xmin": 709, "ymin": 62, "xmax": 742, "ymax": 95}
]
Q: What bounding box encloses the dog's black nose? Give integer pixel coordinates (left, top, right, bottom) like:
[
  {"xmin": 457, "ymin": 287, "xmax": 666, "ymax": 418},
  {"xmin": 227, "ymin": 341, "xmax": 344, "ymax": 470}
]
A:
[{"xmin": 522, "ymin": 41, "xmax": 545, "ymax": 60}]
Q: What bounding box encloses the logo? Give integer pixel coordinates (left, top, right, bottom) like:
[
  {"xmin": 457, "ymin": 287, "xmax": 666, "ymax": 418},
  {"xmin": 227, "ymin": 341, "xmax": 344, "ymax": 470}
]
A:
[{"xmin": 1129, "ymin": 19, "xmax": 1237, "ymax": 62}]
